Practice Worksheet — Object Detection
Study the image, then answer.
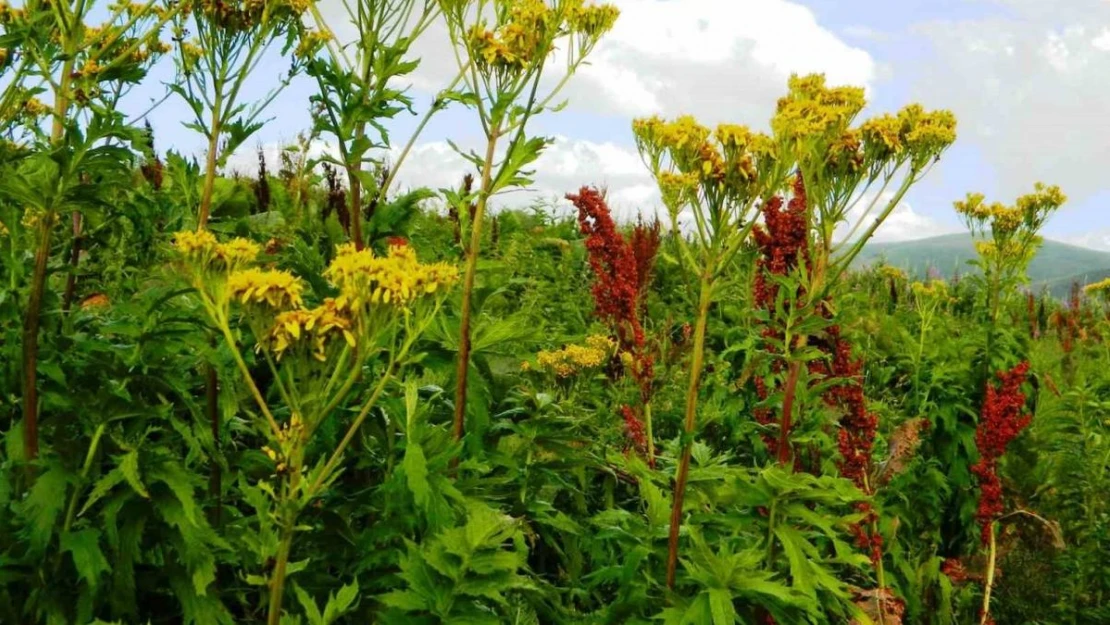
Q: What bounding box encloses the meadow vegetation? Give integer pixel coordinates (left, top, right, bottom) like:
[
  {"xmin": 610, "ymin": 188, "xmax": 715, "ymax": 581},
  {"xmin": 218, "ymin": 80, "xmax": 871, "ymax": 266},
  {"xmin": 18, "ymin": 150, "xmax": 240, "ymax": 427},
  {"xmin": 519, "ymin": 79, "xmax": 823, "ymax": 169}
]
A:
[{"xmin": 0, "ymin": 1, "xmax": 1107, "ymax": 624}]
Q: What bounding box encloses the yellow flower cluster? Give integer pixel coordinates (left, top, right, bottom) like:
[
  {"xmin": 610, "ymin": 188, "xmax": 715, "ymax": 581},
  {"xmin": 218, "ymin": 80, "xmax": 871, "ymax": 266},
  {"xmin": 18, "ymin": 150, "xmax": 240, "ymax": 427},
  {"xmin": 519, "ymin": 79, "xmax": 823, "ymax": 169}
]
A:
[
  {"xmin": 911, "ymin": 279, "xmax": 949, "ymax": 300},
  {"xmin": 227, "ymin": 268, "xmax": 305, "ymax": 310},
  {"xmin": 262, "ymin": 413, "xmax": 305, "ymax": 474},
  {"xmin": 632, "ymin": 115, "xmax": 774, "ymax": 199},
  {"xmin": 772, "ymin": 74, "xmax": 865, "ymax": 143},
  {"xmin": 172, "ymin": 230, "xmax": 261, "ymax": 268},
  {"xmin": 953, "ymin": 183, "xmax": 1066, "ymax": 237},
  {"xmin": 768, "ymin": 74, "xmax": 955, "ymax": 170},
  {"xmin": 878, "ymin": 265, "xmax": 907, "ymax": 281},
  {"xmin": 295, "ymin": 28, "xmax": 332, "ymax": 59},
  {"xmin": 323, "ymin": 243, "xmax": 459, "ymax": 312},
  {"xmin": 468, "ymin": 0, "xmax": 618, "ymax": 71},
  {"xmin": 534, "ymin": 334, "xmax": 616, "ymax": 377},
  {"xmin": 0, "ymin": 220, "xmax": 7, "ymax": 237},
  {"xmin": 1084, "ymin": 277, "xmax": 1110, "ymax": 293},
  {"xmin": 267, "ymin": 298, "xmax": 356, "ymax": 361},
  {"xmin": 566, "ymin": 0, "xmax": 620, "ymax": 37},
  {"xmin": 1084, "ymin": 277, "xmax": 1110, "ymax": 296}
]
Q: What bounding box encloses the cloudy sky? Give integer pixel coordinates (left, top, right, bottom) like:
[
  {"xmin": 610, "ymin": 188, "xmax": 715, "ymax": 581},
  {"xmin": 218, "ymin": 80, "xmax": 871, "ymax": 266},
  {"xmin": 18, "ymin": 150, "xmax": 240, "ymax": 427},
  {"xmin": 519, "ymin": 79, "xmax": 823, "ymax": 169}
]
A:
[{"xmin": 133, "ymin": 0, "xmax": 1110, "ymax": 248}]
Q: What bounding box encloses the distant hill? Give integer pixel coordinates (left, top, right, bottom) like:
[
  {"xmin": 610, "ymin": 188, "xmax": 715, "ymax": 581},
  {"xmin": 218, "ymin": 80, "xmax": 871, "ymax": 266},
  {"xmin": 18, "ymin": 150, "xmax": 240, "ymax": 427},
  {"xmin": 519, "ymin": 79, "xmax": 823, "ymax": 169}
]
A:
[{"xmin": 854, "ymin": 233, "xmax": 1110, "ymax": 297}]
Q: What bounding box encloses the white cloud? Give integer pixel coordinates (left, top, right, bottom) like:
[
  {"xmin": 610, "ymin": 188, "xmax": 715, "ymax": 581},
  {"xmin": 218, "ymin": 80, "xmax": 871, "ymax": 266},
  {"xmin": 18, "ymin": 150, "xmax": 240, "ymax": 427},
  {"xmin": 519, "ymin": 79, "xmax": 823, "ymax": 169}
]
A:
[
  {"xmin": 227, "ymin": 135, "xmax": 659, "ymax": 220},
  {"xmin": 316, "ymin": 0, "xmax": 876, "ymax": 125},
  {"xmin": 913, "ymin": 3, "xmax": 1110, "ymax": 203},
  {"xmin": 837, "ymin": 193, "xmax": 959, "ymax": 244},
  {"xmin": 1060, "ymin": 229, "xmax": 1110, "ymax": 251}
]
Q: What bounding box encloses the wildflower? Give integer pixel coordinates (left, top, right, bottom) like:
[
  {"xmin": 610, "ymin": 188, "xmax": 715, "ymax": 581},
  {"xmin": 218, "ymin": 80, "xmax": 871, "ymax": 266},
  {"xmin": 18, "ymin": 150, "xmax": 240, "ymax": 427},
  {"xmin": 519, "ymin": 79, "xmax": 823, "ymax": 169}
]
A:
[
  {"xmin": 752, "ymin": 175, "xmax": 810, "ymax": 309},
  {"xmin": 324, "ymin": 243, "xmax": 458, "ymax": 312},
  {"xmin": 534, "ymin": 335, "xmax": 615, "ymax": 378},
  {"xmin": 878, "ymin": 265, "xmax": 907, "ymax": 282},
  {"xmin": 568, "ymin": 187, "xmax": 643, "ymax": 350},
  {"xmin": 0, "ymin": 220, "xmax": 7, "ymax": 237},
  {"xmin": 971, "ymin": 362, "xmax": 1033, "ymax": 544},
  {"xmin": 173, "ymin": 229, "xmax": 219, "ymax": 259},
  {"xmin": 621, "ymin": 405, "xmax": 647, "ymax": 454},
  {"xmin": 567, "ymin": 2, "xmax": 620, "ymax": 38},
  {"xmin": 227, "ymin": 268, "xmax": 305, "ymax": 310},
  {"xmin": 267, "ymin": 299, "xmax": 356, "ymax": 361},
  {"xmin": 216, "ymin": 237, "xmax": 261, "ymax": 267}
]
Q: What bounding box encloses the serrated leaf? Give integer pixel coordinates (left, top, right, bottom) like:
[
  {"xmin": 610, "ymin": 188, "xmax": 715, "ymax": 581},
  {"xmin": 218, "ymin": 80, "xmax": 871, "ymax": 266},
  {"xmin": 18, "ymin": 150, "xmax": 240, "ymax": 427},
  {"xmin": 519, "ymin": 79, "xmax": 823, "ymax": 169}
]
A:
[
  {"xmin": 403, "ymin": 441, "xmax": 431, "ymax": 510},
  {"xmin": 322, "ymin": 581, "xmax": 359, "ymax": 623},
  {"xmin": 61, "ymin": 528, "xmax": 110, "ymax": 590},
  {"xmin": 22, "ymin": 464, "xmax": 70, "ymax": 552},
  {"xmin": 293, "ymin": 584, "xmax": 324, "ymax": 625},
  {"xmin": 120, "ymin": 450, "xmax": 150, "ymax": 498}
]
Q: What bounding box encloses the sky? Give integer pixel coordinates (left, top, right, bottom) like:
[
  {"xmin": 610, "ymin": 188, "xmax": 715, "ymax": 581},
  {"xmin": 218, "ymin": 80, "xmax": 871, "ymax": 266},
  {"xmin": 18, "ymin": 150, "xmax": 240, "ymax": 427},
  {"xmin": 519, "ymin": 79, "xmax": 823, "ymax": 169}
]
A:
[{"xmin": 131, "ymin": 0, "xmax": 1110, "ymax": 249}]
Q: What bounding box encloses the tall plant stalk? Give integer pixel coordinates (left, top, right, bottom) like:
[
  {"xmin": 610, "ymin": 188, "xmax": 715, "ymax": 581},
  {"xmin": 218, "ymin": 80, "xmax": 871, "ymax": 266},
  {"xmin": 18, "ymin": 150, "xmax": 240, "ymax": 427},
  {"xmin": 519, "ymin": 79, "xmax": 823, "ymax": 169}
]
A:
[
  {"xmin": 665, "ymin": 272, "xmax": 711, "ymax": 589},
  {"xmin": 453, "ymin": 127, "xmax": 500, "ymax": 441}
]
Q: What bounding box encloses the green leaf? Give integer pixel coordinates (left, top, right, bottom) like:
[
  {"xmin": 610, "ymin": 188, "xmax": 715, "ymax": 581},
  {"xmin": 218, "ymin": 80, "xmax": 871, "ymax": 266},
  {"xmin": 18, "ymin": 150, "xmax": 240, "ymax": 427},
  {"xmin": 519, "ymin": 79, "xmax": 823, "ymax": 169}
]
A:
[
  {"xmin": 61, "ymin": 528, "xmax": 110, "ymax": 590},
  {"xmin": 707, "ymin": 588, "xmax": 737, "ymax": 625},
  {"xmin": 293, "ymin": 584, "xmax": 324, "ymax": 625},
  {"xmin": 322, "ymin": 581, "xmax": 359, "ymax": 623},
  {"xmin": 80, "ymin": 466, "xmax": 125, "ymax": 517},
  {"xmin": 403, "ymin": 441, "xmax": 431, "ymax": 511},
  {"xmin": 150, "ymin": 461, "xmax": 199, "ymax": 524},
  {"xmin": 21, "ymin": 464, "xmax": 70, "ymax": 552},
  {"xmin": 120, "ymin": 450, "xmax": 150, "ymax": 498}
]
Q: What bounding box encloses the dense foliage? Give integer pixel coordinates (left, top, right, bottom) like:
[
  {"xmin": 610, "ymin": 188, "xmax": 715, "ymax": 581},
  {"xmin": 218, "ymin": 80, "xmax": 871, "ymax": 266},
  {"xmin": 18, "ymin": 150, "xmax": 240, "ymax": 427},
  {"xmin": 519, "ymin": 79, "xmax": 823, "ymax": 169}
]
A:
[{"xmin": 1, "ymin": 2, "xmax": 1107, "ymax": 624}]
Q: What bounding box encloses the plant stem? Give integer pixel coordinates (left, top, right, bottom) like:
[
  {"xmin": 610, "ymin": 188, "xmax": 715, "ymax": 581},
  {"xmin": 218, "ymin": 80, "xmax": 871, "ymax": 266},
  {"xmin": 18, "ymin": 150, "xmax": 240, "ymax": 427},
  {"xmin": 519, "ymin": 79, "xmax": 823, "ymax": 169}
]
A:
[
  {"xmin": 267, "ymin": 519, "xmax": 294, "ymax": 625},
  {"xmin": 22, "ymin": 47, "xmax": 75, "ymax": 462},
  {"xmin": 197, "ymin": 89, "xmax": 224, "ymax": 228},
  {"xmin": 22, "ymin": 218, "xmax": 53, "ymax": 461},
  {"xmin": 61, "ymin": 212, "xmax": 82, "ymax": 313},
  {"xmin": 665, "ymin": 273, "xmax": 712, "ymax": 590},
  {"xmin": 980, "ymin": 522, "xmax": 997, "ymax": 625},
  {"xmin": 776, "ymin": 361, "xmax": 802, "ymax": 466},
  {"xmin": 644, "ymin": 401, "xmax": 655, "ymax": 468},
  {"xmin": 206, "ymin": 343, "xmax": 221, "ymax": 525},
  {"xmin": 347, "ymin": 159, "xmax": 364, "ymax": 250},
  {"xmin": 452, "ymin": 126, "xmax": 501, "ymax": 443}
]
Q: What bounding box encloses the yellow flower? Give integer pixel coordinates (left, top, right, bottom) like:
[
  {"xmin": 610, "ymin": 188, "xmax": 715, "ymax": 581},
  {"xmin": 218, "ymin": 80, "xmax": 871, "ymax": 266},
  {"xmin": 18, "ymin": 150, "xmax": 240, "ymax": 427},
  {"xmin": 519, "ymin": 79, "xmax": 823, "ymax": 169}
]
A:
[
  {"xmin": 567, "ymin": 2, "xmax": 619, "ymax": 38},
  {"xmin": 324, "ymin": 243, "xmax": 458, "ymax": 313},
  {"xmin": 267, "ymin": 299, "xmax": 356, "ymax": 361},
  {"xmin": 911, "ymin": 279, "xmax": 949, "ymax": 299},
  {"xmin": 879, "ymin": 265, "xmax": 907, "ymax": 281},
  {"xmin": 227, "ymin": 268, "xmax": 304, "ymax": 310},
  {"xmin": 216, "ymin": 237, "xmax": 261, "ymax": 267},
  {"xmin": 1084, "ymin": 277, "xmax": 1110, "ymax": 295},
  {"xmin": 0, "ymin": 220, "xmax": 7, "ymax": 237},
  {"xmin": 173, "ymin": 228, "xmax": 219, "ymax": 258},
  {"xmin": 860, "ymin": 114, "xmax": 903, "ymax": 156},
  {"xmin": 535, "ymin": 335, "xmax": 615, "ymax": 377}
]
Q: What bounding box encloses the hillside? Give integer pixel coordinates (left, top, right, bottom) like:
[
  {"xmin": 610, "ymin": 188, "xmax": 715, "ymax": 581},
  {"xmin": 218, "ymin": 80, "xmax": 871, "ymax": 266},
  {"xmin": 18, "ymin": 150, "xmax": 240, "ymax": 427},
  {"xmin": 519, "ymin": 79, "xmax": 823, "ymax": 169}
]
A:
[{"xmin": 855, "ymin": 233, "xmax": 1110, "ymax": 295}]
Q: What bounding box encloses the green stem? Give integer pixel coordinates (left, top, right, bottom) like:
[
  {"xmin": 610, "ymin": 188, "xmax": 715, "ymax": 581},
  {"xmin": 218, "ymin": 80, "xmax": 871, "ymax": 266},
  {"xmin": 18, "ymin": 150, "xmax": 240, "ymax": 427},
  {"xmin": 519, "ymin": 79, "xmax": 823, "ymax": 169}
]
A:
[
  {"xmin": 267, "ymin": 519, "xmax": 294, "ymax": 625},
  {"xmin": 217, "ymin": 322, "xmax": 282, "ymax": 440},
  {"xmin": 197, "ymin": 88, "xmax": 224, "ymax": 228},
  {"xmin": 60, "ymin": 423, "xmax": 106, "ymax": 537},
  {"xmin": 666, "ymin": 272, "xmax": 712, "ymax": 590},
  {"xmin": 643, "ymin": 401, "xmax": 655, "ymax": 468},
  {"xmin": 452, "ymin": 125, "xmax": 501, "ymax": 443},
  {"xmin": 980, "ymin": 522, "xmax": 997, "ymax": 625}
]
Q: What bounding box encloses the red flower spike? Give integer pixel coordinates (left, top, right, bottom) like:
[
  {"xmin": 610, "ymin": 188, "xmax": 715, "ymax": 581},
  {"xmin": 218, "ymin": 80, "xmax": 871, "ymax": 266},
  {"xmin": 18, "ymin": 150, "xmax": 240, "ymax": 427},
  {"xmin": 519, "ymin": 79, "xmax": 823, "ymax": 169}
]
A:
[{"xmin": 972, "ymin": 362, "xmax": 1033, "ymax": 544}]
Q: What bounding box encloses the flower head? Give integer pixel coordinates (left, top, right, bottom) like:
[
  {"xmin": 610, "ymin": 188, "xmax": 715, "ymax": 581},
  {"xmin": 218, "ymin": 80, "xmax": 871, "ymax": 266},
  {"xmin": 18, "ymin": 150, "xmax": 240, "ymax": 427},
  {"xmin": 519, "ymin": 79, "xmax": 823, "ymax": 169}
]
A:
[
  {"xmin": 267, "ymin": 299, "xmax": 356, "ymax": 361},
  {"xmin": 324, "ymin": 243, "xmax": 458, "ymax": 313},
  {"xmin": 227, "ymin": 268, "xmax": 304, "ymax": 310}
]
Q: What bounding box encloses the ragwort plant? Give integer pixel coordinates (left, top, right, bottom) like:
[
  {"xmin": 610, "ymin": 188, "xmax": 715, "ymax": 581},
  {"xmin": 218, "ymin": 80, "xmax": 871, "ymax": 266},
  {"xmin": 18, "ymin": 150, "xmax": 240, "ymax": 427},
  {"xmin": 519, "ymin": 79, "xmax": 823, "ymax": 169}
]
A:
[
  {"xmin": 172, "ymin": 231, "xmax": 458, "ymax": 623},
  {"xmin": 633, "ymin": 74, "xmax": 957, "ymax": 606},
  {"xmin": 439, "ymin": 0, "xmax": 619, "ymax": 445}
]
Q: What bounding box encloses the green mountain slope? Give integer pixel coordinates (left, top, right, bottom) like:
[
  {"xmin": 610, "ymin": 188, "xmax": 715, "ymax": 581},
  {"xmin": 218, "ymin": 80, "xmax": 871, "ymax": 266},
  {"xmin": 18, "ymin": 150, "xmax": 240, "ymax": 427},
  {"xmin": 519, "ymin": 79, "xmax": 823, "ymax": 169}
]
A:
[{"xmin": 854, "ymin": 233, "xmax": 1110, "ymax": 295}]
